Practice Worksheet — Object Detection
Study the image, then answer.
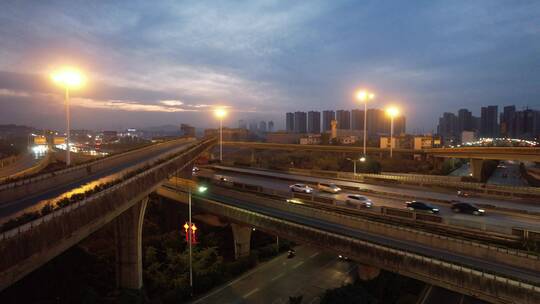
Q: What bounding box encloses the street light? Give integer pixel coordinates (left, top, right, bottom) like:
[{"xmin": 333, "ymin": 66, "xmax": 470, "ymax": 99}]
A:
[
  {"xmin": 355, "ymin": 90, "xmax": 375, "ymax": 157},
  {"xmin": 51, "ymin": 67, "xmax": 85, "ymax": 166},
  {"xmin": 186, "ymin": 183, "xmax": 207, "ymax": 294},
  {"xmin": 385, "ymin": 106, "xmax": 400, "ymax": 158},
  {"xmin": 214, "ymin": 108, "xmax": 227, "ymax": 162}
]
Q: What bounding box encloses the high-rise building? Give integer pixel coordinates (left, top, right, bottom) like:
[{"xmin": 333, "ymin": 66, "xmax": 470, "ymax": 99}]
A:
[
  {"xmin": 259, "ymin": 121, "xmax": 267, "ymax": 133},
  {"xmin": 293, "ymin": 111, "xmax": 307, "ymax": 133},
  {"xmin": 480, "ymin": 105, "xmax": 498, "ymax": 138},
  {"xmin": 457, "ymin": 109, "xmax": 473, "ymax": 133},
  {"xmin": 336, "ymin": 110, "xmax": 351, "ymax": 130},
  {"xmin": 238, "ymin": 120, "xmax": 247, "ymax": 130},
  {"xmin": 367, "ymin": 109, "xmax": 385, "ymax": 135},
  {"xmin": 437, "ymin": 112, "xmax": 459, "ymax": 145},
  {"xmin": 322, "ymin": 110, "xmax": 335, "ymax": 132},
  {"xmin": 500, "ymin": 105, "xmax": 515, "ymax": 137},
  {"xmin": 351, "ymin": 109, "xmax": 365, "ymax": 131},
  {"xmin": 268, "ymin": 121, "xmax": 274, "ymax": 132},
  {"xmin": 393, "ymin": 115, "xmax": 406, "ymax": 135},
  {"xmin": 286, "ymin": 112, "xmax": 294, "ymax": 133},
  {"xmin": 249, "ymin": 121, "xmax": 258, "ymax": 133},
  {"xmin": 307, "ymin": 111, "xmax": 321, "ymax": 133},
  {"xmin": 180, "ymin": 124, "xmax": 195, "ymax": 137}
]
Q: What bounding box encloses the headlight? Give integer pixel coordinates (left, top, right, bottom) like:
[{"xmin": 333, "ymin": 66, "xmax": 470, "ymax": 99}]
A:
[
  {"xmin": 433, "ymin": 208, "xmax": 439, "ymax": 212},
  {"xmin": 478, "ymin": 209, "xmax": 485, "ymax": 213}
]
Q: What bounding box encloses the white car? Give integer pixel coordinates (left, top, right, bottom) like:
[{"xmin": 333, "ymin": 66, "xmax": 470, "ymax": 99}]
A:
[
  {"xmin": 317, "ymin": 182, "xmax": 341, "ymax": 193},
  {"xmin": 289, "ymin": 184, "xmax": 313, "ymax": 193},
  {"xmin": 344, "ymin": 195, "xmax": 373, "ymax": 208}
]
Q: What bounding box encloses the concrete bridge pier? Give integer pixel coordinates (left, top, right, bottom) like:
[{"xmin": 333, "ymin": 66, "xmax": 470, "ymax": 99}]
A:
[
  {"xmin": 231, "ymin": 223, "xmax": 252, "ymax": 259},
  {"xmin": 114, "ymin": 197, "xmax": 148, "ymax": 290},
  {"xmin": 470, "ymin": 159, "xmax": 484, "ymax": 181},
  {"xmin": 357, "ymin": 264, "xmax": 381, "ymax": 281}
]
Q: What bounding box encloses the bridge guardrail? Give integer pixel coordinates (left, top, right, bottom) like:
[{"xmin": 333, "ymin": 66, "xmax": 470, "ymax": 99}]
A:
[{"xmin": 0, "ymin": 137, "xmax": 215, "ymax": 242}]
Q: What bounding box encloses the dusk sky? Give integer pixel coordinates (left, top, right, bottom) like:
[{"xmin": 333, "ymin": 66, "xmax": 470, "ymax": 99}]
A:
[{"xmin": 1, "ymin": 1, "xmax": 539, "ymax": 132}]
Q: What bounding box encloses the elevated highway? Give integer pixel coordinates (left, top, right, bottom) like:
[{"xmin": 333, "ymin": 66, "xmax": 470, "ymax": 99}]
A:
[
  {"xmin": 0, "ymin": 137, "xmax": 197, "ymax": 222},
  {"xmin": 158, "ymin": 181, "xmax": 540, "ymax": 304},
  {"xmin": 0, "ymin": 137, "xmax": 215, "ymax": 291}
]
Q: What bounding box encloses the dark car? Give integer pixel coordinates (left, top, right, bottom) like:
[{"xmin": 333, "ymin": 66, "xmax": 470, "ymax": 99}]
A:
[
  {"xmin": 405, "ymin": 201, "xmax": 440, "ymax": 213},
  {"xmin": 451, "ymin": 202, "xmax": 485, "ymax": 216}
]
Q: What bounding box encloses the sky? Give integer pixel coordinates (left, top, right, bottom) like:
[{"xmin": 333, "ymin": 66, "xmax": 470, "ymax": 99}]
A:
[{"xmin": 0, "ymin": 0, "xmax": 539, "ymax": 133}]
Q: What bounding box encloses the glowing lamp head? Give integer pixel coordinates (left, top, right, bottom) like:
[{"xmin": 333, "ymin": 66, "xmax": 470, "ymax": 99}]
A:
[
  {"xmin": 356, "ymin": 90, "xmax": 375, "ymax": 102},
  {"xmin": 214, "ymin": 108, "xmax": 227, "ymax": 119},
  {"xmin": 386, "ymin": 107, "xmax": 399, "ymax": 118},
  {"xmin": 51, "ymin": 68, "xmax": 85, "ymax": 89}
]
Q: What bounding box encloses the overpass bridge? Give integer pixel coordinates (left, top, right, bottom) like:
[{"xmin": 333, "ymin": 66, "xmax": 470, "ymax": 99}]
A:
[
  {"xmin": 0, "ymin": 137, "xmax": 215, "ymax": 291},
  {"xmin": 222, "ymin": 141, "xmax": 540, "ymax": 180},
  {"xmin": 157, "ymin": 180, "xmax": 540, "ymax": 304}
]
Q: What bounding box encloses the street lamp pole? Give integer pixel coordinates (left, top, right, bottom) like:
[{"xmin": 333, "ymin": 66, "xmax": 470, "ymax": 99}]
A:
[
  {"xmin": 356, "ymin": 90, "xmax": 374, "ymax": 157},
  {"xmin": 188, "ymin": 186, "xmax": 193, "ymax": 292},
  {"xmin": 65, "ymin": 87, "xmax": 71, "ymax": 166},
  {"xmin": 51, "ymin": 67, "xmax": 84, "ymax": 167},
  {"xmin": 386, "ymin": 107, "xmax": 399, "ymax": 159},
  {"xmin": 363, "ymin": 100, "xmax": 367, "ymax": 156},
  {"xmin": 390, "ymin": 115, "xmax": 394, "ymax": 158},
  {"xmin": 219, "ymin": 117, "xmax": 223, "ymax": 162}
]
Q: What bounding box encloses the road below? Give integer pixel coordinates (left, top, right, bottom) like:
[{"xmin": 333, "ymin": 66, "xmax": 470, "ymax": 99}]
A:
[{"xmin": 192, "ymin": 245, "xmax": 356, "ymax": 304}]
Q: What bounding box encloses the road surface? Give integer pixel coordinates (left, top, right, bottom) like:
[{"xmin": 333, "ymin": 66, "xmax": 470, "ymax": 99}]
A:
[
  {"xmin": 0, "ymin": 141, "xmax": 194, "ymax": 223},
  {"xmin": 198, "ymin": 167, "xmax": 540, "ymax": 234},
  {"xmin": 0, "ymin": 152, "xmax": 43, "ymax": 179},
  {"xmin": 192, "ymin": 246, "xmax": 355, "ymax": 304}
]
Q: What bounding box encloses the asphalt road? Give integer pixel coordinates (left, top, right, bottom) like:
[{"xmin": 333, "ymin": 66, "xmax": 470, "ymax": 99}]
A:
[
  {"xmin": 192, "ymin": 191, "xmax": 540, "ymax": 284},
  {"xmin": 192, "ymin": 246, "xmax": 355, "ymax": 304},
  {"xmin": 0, "ymin": 141, "xmax": 193, "ymax": 223},
  {"xmin": 0, "ymin": 152, "xmax": 43, "ymax": 179},
  {"xmin": 198, "ymin": 167, "xmax": 540, "ymax": 233}
]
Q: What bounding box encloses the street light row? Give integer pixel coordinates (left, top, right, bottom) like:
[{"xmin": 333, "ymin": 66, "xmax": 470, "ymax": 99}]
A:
[
  {"xmin": 50, "ymin": 66, "xmax": 229, "ymax": 166},
  {"xmin": 355, "ymin": 89, "xmax": 400, "ymax": 159}
]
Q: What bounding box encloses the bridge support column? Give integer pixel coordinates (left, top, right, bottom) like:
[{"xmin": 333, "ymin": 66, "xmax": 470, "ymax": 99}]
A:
[
  {"xmin": 114, "ymin": 197, "xmax": 148, "ymax": 290},
  {"xmin": 250, "ymin": 149, "xmax": 256, "ymax": 164},
  {"xmin": 470, "ymin": 159, "xmax": 483, "ymax": 181},
  {"xmin": 231, "ymin": 223, "xmax": 252, "ymax": 259},
  {"xmin": 357, "ymin": 264, "xmax": 380, "ymax": 281}
]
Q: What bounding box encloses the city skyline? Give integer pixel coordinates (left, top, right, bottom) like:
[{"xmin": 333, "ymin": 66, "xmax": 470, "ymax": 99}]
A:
[{"xmin": 1, "ymin": 1, "xmax": 540, "ymax": 132}]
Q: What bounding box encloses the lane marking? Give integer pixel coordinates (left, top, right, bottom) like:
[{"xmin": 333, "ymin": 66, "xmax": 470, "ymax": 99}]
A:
[
  {"xmin": 271, "ymin": 272, "xmax": 285, "ymax": 281},
  {"xmin": 309, "ymin": 252, "xmax": 319, "ymax": 259},
  {"xmin": 243, "ymin": 288, "xmax": 260, "ymax": 298},
  {"xmin": 292, "ymin": 261, "xmax": 304, "ymax": 269}
]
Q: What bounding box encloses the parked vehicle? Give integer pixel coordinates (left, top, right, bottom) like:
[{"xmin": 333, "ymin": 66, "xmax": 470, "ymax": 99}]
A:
[
  {"xmin": 317, "ymin": 182, "xmax": 342, "ymax": 193},
  {"xmin": 289, "ymin": 184, "xmax": 313, "ymax": 193},
  {"xmin": 451, "ymin": 202, "xmax": 485, "ymax": 216},
  {"xmin": 344, "ymin": 195, "xmax": 373, "ymax": 208},
  {"xmin": 405, "ymin": 201, "xmax": 440, "ymax": 213}
]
